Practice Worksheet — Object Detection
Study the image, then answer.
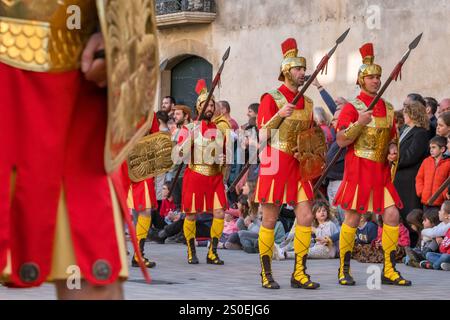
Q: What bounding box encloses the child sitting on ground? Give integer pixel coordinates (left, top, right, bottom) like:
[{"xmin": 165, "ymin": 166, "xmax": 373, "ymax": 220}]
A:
[
  {"xmin": 352, "ymin": 212, "xmax": 378, "ymax": 262},
  {"xmin": 223, "ymin": 195, "xmax": 250, "ymax": 250},
  {"xmin": 404, "ymin": 209, "xmax": 440, "ymax": 267},
  {"xmin": 275, "ymin": 201, "xmax": 339, "ymax": 260},
  {"xmin": 218, "ymin": 208, "xmax": 240, "ymax": 249},
  {"xmin": 354, "ymin": 215, "xmax": 410, "ymax": 263},
  {"xmin": 419, "ymin": 200, "xmax": 450, "ymax": 269},
  {"xmin": 309, "ymin": 201, "xmax": 340, "ymax": 259},
  {"xmin": 420, "ymin": 228, "xmax": 450, "ymax": 270}
]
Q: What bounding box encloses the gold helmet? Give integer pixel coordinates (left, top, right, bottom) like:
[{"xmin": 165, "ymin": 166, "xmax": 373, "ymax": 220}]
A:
[
  {"xmin": 195, "ymin": 79, "xmax": 215, "ymax": 114},
  {"xmin": 357, "ymin": 43, "xmax": 382, "ymax": 88},
  {"xmin": 279, "ymin": 38, "xmax": 307, "ymax": 82}
]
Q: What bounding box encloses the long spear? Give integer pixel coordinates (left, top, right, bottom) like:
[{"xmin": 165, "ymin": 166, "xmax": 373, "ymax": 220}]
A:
[
  {"xmin": 427, "ymin": 176, "xmax": 450, "ymax": 206},
  {"xmin": 227, "ymin": 28, "xmax": 351, "ymax": 193},
  {"xmin": 312, "ymin": 33, "xmax": 423, "ymax": 194},
  {"xmin": 168, "ymin": 47, "xmax": 231, "ymax": 198}
]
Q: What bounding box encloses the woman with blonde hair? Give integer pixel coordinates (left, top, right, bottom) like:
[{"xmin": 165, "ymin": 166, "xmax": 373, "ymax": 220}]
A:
[
  {"xmin": 314, "ymin": 106, "xmax": 334, "ymax": 146},
  {"xmin": 394, "ymin": 100, "xmax": 431, "ymax": 246}
]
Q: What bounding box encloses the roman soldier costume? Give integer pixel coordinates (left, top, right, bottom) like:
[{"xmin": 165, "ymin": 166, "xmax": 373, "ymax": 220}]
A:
[
  {"xmin": 179, "ymin": 79, "xmax": 229, "ymax": 265},
  {"xmin": 122, "ymin": 114, "xmax": 160, "ymax": 269},
  {"xmin": 0, "ymin": 0, "xmax": 159, "ymax": 288},
  {"xmin": 256, "ymin": 38, "xmax": 320, "ymax": 290},
  {"xmin": 334, "ymin": 43, "xmax": 410, "ymax": 286}
]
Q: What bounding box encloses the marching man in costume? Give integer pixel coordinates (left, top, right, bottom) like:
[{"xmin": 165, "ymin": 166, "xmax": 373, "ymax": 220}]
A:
[
  {"xmin": 0, "ymin": 0, "xmax": 160, "ymax": 299},
  {"xmin": 334, "ymin": 43, "xmax": 411, "ymax": 286},
  {"xmin": 177, "ymin": 79, "xmax": 230, "ymax": 265},
  {"xmin": 256, "ymin": 38, "xmax": 320, "ymax": 290},
  {"xmin": 123, "ymin": 114, "xmax": 160, "ymax": 269}
]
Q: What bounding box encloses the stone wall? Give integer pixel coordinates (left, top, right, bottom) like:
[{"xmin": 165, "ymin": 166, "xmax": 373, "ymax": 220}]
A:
[{"xmin": 157, "ymin": 0, "xmax": 450, "ymax": 124}]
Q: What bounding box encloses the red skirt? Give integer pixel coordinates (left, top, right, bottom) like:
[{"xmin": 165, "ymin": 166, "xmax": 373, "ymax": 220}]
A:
[
  {"xmin": 333, "ymin": 149, "xmax": 403, "ymax": 214},
  {"xmin": 128, "ymin": 178, "xmax": 157, "ymax": 211},
  {"xmin": 0, "ymin": 63, "xmax": 123, "ymax": 287},
  {"xmin": 256, "ymin": 146, "xmax": 314, "ymax": 206},
  {"xmin": 120, "ymin": 163, "xmax": 157, "ymax": 211},
  {"xmin": 182, "ymin": 167, "xmax": 227, "ymax": 213}
]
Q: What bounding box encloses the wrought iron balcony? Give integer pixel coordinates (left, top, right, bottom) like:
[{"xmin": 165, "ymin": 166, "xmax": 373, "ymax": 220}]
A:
[
  {"xmin": 156, "ymin": 0, "xmax": 216, "ymax": 15},
  {"xmin": 155, "ymin": 0, "xmax": 216, "ymax": 28}
]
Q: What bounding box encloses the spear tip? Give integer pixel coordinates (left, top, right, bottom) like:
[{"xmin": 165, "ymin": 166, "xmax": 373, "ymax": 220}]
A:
[
  {"xmin": 409, "ymin": 33, "xmax": 423, "ymax": 50},
  {"xmin": 223, "ymin": 46, "xmax": 231, "ymax": 61},
  {"xmin": 336, "ymin": 27, "xmax": 351, "ymax": 44}
]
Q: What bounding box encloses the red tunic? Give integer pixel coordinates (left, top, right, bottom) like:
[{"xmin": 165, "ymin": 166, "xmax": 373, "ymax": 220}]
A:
[
  {"xmin": 179, "ymin": 121, "xmax": 228, "ymax": 214},
  {"xmin": 0, "ymin": 62, "xmax": 121, "ymax": 287},
  {"xmin": 256, "ymin": 84, "xmax": 314, "ymax": 206},
  {"xmin": 333, "ymin": 91, "xmax": 403, "ymax": 214},
  {"xmin": 123, "ymin": 114, "xmax": 159, "ymax": 211}
]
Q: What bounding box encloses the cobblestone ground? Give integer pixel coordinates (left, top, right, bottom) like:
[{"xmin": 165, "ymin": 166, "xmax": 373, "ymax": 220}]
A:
[{"xmin": 1, "ymin": 241, "xmax": 449, "ymax": 300}]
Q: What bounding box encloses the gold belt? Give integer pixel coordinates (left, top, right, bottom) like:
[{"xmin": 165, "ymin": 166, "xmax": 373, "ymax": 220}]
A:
[
  {"xmin": 0, "ymin": 17, "xmax": 88, "ymax": 72},
  {"xmin": 272, "ymin": 141, "xmax": 295, "ymax": 156},
  {"xmin": 189, "ymin": 163, "xmax": 221, "ymax": 176},
  {"xmin": 269, "ymin": 139, "xmax": 296, "ymax": 156}
]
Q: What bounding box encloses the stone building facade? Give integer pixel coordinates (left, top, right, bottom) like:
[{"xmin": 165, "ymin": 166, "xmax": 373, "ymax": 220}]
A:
[{"xmin": 156, "ymin": 0, "xmax": 450, "ymax": 124}]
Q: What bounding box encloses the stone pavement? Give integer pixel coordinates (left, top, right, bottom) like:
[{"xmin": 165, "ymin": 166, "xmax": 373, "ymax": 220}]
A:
[{"xmin": 1, "ymin": 241, "xmax": 449, "ymax": 300}]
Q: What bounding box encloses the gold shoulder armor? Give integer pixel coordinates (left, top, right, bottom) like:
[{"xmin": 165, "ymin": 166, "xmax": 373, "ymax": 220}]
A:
[
  {"xmin": 213, "ymin": 115, "xmax": 232, "ymax": 136},
  {"xmin": 304, "ymin": 95, "xmax": 314, "ymax": 105}
]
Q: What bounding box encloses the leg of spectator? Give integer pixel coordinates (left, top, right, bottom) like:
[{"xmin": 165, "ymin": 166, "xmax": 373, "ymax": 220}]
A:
[
  {"xmin": 239, "ymin": 231, "xmax": 259, "ymax": 253},
  {"xmin": 439, "ymin": 254, "xmax": 450, "ymax": 270},
  {"xmin": 164, "ymin": 218, "xmax": 183, "ymax": 237},
  {"xmin": 150, "ymin": 209, "xmax": 166, "ymax": 230},
  {"xmin": 425, "ymin": 252, "xmax": 442, "ymax": 270},
  {"xmin": 225, "ymin": 232, "xmax": 242, "ymax": 249}
]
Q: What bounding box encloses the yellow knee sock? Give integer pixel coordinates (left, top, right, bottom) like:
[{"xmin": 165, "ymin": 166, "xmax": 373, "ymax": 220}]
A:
[
  {"xmin": 382, "ymin": 224, "xmax": 400, "ymax": 279},
  {"xmin": 135, "ymin": 214, "xmax": 151, "ymax": 260},
  {"xmin": 259, "ymin": 226, "xmax": 275, "ymax": 285},
  {"xmin": 208, "ymin": 218, "xmax": 224, "ymax": 259},
  {"xmin": 339, "ymin": 223, "xmax": 356, "ymax": 279},
  {"xmin": 136, "ymin": 214, "xmax": 151, "ymax": 241},
  {"xmin": 184, "ymin": 218, "xmax": 197, "ymax": 260},
  {"xmin": 183, "ymin": 218, "xmax": 196, "ymax": 242},
  {"xmin": 292, "ymin": 225, "xmax": 312, "ymax": 284}
]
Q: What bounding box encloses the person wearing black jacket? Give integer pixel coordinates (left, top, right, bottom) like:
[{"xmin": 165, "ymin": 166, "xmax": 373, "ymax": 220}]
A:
[
  {"xmin": 394, "ymin": 101, "xmax": 430, "ymax": 246},
  {"xmin": 425, "ymin": 97, "xmax": 438, "ymax": 139}
]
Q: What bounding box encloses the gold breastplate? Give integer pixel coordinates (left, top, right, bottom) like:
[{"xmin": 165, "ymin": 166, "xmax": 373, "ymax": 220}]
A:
[
  {"xmin": 188, "ymin": 123, "xmax": 222, "ymax": 176},
  {"xmin": 352, "ymin": 98, "xmax": 394, "ymax": 163},
  {"xmin": 268, "ymin": 89, "xmax": 313, "ymax": 155},
  {"xmin": 0, "ymin": 0, "xmax": 97, "ymax": 72}
]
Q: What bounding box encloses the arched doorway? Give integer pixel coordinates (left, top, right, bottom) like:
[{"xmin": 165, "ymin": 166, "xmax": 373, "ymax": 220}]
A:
[{"xmin": 170, "ymin": 56, "xmax": 212, "ymax": 114}]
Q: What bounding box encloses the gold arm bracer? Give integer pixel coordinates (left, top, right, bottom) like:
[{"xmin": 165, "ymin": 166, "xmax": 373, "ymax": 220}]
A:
[{"xmin": 342, "ymin": 122, "xmax": 364, "ymax": 141}]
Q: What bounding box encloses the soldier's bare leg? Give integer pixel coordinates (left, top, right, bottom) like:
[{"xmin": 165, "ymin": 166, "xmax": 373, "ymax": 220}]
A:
[{"xmin": 55, "ymin": 280, "xmax": 124, "ymax": 300}]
